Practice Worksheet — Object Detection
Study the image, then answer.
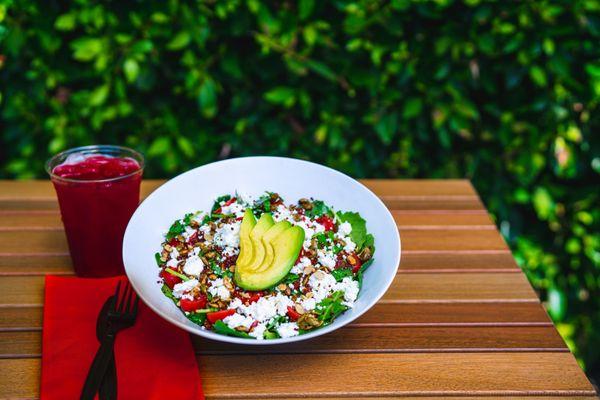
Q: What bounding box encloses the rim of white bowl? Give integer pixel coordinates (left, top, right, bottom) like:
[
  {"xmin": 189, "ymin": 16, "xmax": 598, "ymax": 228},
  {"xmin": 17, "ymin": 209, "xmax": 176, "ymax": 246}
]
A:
[{"xmin": 123, "ymin": 156, "xmax": 401, "ymax": 345}]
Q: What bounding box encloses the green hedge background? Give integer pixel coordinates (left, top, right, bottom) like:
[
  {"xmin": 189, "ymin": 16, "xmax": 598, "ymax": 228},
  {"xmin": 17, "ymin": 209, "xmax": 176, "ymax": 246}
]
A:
[{"xmin": 1, "ymin": 0, "xmax": 599, "ymax": 380}]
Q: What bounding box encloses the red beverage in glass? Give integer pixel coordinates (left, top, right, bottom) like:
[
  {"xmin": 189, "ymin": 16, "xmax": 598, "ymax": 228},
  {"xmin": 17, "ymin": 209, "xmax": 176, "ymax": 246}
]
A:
[{"xmin": 46, "ymin": 145, "xmax": 144, "ymax": 277}]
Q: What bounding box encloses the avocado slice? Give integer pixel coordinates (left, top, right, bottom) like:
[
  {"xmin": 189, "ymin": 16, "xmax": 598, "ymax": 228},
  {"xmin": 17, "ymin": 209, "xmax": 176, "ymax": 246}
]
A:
[
  {"xmin": 236, "ymin": 209, "xmax": 257, "ymax": 267},
  {"xmin": 254, "ymin": 221, "xmax": 292, "ymax": 272},
  {"xmin": 244, "ymin": 213, "xmax": 275, "ymax": 269},
  {"xmin": 236, "ymin": 225, "xmax": 304, "ymax": 291}
]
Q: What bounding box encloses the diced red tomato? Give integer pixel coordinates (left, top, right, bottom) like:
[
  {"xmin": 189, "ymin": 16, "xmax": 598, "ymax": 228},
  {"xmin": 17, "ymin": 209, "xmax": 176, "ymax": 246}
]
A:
[
  {"xmin": 160, "ymin": 268, "xmax": 182, "ymax": 289},
  {"xmin": 316, "ymin": 215, "xmax": 335, "ymax": 231},
  {"xmin": 247, "ymin": 291, "xmax": 264, "ymax": 304},
  {"xmin": 223, "ymin": 197, "xmax": 237, "ymax": 207},
  {"xmin": 187, "ymin": 231, "xmax": 199, "ymax": 245},
  {"xmin": 287, "ymin": 306, "xmax": 301, "ymax": 321},
  {"xmin": 350, "ymin": 253, "xmax": 363, "ymax": 274},
  {"xmin": 168, "ymin": 238, "xmax": 179, "ymax": 246},
  {"xmin": 180, "ymin": 294, "xmax": 208, "ymax": 312},
  {"xmin": 207, "ymin": 309, "xmax": 235, "ymax": 324}
]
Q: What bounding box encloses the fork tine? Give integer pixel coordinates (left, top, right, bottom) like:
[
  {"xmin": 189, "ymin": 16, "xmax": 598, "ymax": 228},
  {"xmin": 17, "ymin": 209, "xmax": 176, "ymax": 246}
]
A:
[
  {"xmin": 122, "ymin": 282, "xmax": 132, "ymax": 313},
  {"xmin": 111, "ymin": 281, "xmax": 122, "ymax": 312},
  {"xmin": 126, "ymin": 286, "xmax": 137, "ymax": 315},
  {"xmin": 132, "ymin": 295, "xmax": 139, "ymax": 317}
]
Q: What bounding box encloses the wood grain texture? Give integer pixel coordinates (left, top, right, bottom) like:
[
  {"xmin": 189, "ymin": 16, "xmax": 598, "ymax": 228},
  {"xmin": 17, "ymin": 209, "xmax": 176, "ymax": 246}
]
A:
[
  {"xmin": 0, "ymin": 326, "xmax": 567, "ymax": 358},
  {"xmin": 0, "ymin": 180, "xmax": 478, "ymax": 199},
  {"xmin": 0, "ymin": 211, "xmax": 495, "ymax": 230},
  {"xmin": 0, "ymin": 180, "xmax": 593, "ymax": 398},
  {"xmin": 1, "ymin": 353, "xmax": 595, "ymax": 399},
  {"xmin": 0, "ymin": 229, "xmax": 508, "ymax": 256},
  {"xmin": 0, "ymin": 197, "xmax": 484, "ymax": 211},
  {"xmin": 0, "ymin": 273, "xmax": 537, "ymax": 307},
  {"xmin": 0, "ymin": 180, "xmax": 484, "ymax": 212},
  {"xmin": 0, "ymin": 252, "xmax": 520, "ymax": 276},
  {"xmin": 0, "ymin": 302, "xmax": 553, "ymax": 331}
]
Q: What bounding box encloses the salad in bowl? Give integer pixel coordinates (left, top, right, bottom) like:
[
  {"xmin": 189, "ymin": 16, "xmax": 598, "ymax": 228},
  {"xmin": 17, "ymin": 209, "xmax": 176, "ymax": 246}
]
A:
[
  {"xmin": 157, "ymin": 192, "xmax": 375, "ymax": 340},
  {"xmin": 123, "ymin": 156, "xmax": 400, "ymax": 345}
]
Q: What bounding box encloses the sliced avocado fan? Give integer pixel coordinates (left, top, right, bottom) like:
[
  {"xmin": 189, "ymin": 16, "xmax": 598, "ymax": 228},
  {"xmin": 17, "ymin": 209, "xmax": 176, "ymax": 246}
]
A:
[{"xmin": 234, "ymin": 212, "xmax": 304, "ymax": 291}]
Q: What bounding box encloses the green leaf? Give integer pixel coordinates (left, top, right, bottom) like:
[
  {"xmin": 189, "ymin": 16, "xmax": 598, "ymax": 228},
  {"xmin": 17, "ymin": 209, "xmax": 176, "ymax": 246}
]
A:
[
  {"xmin": 304, "ymin": 200, "xmax": 332, "ymax": 218},
  {"xmin": 264, "ymin": 86, "xmax": 295, "ymax": 107},
  {"xmin": 299, "ymin": 0, "xmax": 316, "ymax": 20},
  {"xmin": 375, "ymin": 113, "xmax": 398, "ymax": 144},
  {"xmin": 167, "ymin": 31, "xmax": 191, "ymax": 50},
  {"xmin": 89, "ymin": 85, "xmax": 109, "ymax": 106},
  {"xmin": 304, "ymin": 59, "xmax": 337, "ymax": 81},
  {"xmin": 166, "ymin": 219, "xmax": 186, "ymax": 240},
  {"xmin": 161, "ymin": 284, "xmax": 178, "ymax": 303},
  {"xmin": 123, "ymin": 58, "xmax": 140, "ymax": 83},
  {"xmin": 187, "ymin": 312, "xmax": 206, "ymax": 325},
  {"xmin": 402, "ymin": 98, "xmax": 423, "ymax": 119},
  {"xmin": 148, "ymin": 137, "xmax": 171, "ymax": 157},
  {"xmin": 532, "ymin": 187, "xmax": 554, "ymax": 220},
  {"xmin": 213, "ymin": 320, "xmax": 252, "ymax": 338},
  {"xmin": 331, "ymin": 268, "xmax": 353, "ymax": 282},
  {"xmin": 336, "ymin": 211, "xmax": 368, "ymax": 249},
  {"xmin": 529, "ymin": 66, "xmax": 547, "ymax": 87},
  {"xmin": 198, "ymin": 79, "xmax": 217, "ymax": 118},
  {"xmin": 55, "ymin": 14, "xmax": 76, "ymax": 31},
  {"xmin": 71, "ymin": 37, "xmax": 103, "ymax": 62}
]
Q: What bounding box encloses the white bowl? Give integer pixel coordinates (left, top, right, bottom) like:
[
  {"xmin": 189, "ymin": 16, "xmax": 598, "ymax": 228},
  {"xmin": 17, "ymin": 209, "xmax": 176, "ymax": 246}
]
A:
[{"xmin": 123, "ymin": 156, "xmax": 401, "ymax": 345}]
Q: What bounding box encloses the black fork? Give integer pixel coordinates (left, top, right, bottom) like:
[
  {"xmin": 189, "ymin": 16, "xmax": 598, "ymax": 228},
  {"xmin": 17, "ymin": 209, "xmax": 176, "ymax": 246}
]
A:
[{"xmin": 80, "ymin": 281, "xmax": 139, "ymax": 400}]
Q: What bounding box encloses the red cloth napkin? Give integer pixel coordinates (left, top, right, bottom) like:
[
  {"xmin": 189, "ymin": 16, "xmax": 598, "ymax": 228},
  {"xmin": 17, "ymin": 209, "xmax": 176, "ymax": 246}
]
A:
[{"xmin": 41, "ymin": 275, "xmax": 204, "ymax": 400}]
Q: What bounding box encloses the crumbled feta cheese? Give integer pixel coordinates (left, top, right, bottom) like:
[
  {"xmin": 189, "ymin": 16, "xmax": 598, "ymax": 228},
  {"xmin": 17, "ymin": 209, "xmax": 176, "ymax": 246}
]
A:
[
  {"xmin": 182, "ymin": 255, "xmax": 204, "ymax": 277},
  {"xmin": 199, "ymin": 224, "xmax": 212, "ymax": 237},
  {"xmin": 249, "ymin": 322, "xmax": 267, "ymax": 340},
  {"xmin": 165, "ymin": 258, "xmax": 179, "ymax": 269},
  {"xmin": 277, "ymin": 322, "xmax": 299, "ymax": 338},
  {"xmin": 335, "ymin": 277, "xmax": 360, "ymax": 306},
  {"xmin": 208, "ymin": 278, "xmax": 231, "ymax": 300},
  {"xmin": 228, "ymin": 297, "xmax": 243, "ymax": 310},
  {"xmin": 343, "ymin": 238, "xmax": 356, "ymax": 253},
  {"xmin": 236, "ymin": 293, "xmax": 293, "ymax": 322},
  {"xmin": 221, "ymin": 202, "xmax": 245, "ymax": 218},
  {"xmin": 169, "ymin": 247, "xmax": 179, "ymax": 260},
  {"xmin": 308, "ymin": 272, "xmax": 338, "ymax": 303},
  {"xmin": 172, "ymin": 279, "xmax": 199, "ymax": 298},
  {"xmin": 223, "ymin": 313, "xmax": 255, "ymax": 330},
  {"xmin": 214, "ymin": 221, "xmax": 241, "ymax": 253},
  {"xmin": 338, "ymin": 221, "xmax": 352, "ymax": 236},
  {"xmin": 301, "ymin": 297, "xmax": 316, "ymax": 311},
  {"xmin": 222, "ymin": 246, "xmax": 239, "ymax": 257},
  {"xmin": 192, "ymin": 247, "xmax": 200, "ymax": 256},
  {"xmin": 272, "ymin": 205, "xmax": 292, "ymax": 222},
  {"xmin": 317, "ymin": 249, "xmax": 337, "ymax": 269},
  {"xmin": 291, "ymin": 256, "xmax": 312, "ymax": 274}
]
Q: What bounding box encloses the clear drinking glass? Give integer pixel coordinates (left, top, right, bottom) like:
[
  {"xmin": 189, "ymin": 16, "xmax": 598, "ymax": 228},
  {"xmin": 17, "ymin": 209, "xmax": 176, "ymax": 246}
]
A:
[{"xmin": 46, "ymin": 145, "xmax": 144, "ymax": 277}]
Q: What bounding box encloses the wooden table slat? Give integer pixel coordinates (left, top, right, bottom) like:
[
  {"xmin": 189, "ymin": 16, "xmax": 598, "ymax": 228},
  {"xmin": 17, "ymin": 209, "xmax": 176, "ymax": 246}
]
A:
[
  {"xmin": 0, "ymin": 180, "xmax": 479, "ymax": 199},
  {"xmin": 0, "ymin": 229, "xmax": 509, "ymax": 255},
  {"xmin": 1, "ymin": 353, "xmax": 595, "ymax": 399},
  {"xmin": 0, "ymin": 252, "xmax": 522, "ymax": 276},
  {"xmin": 0, "ymin": 273, "xmax": 538, "ymax": 307},
  {"xmin": 0, "ymin": 302, "xmax": 553, "ymax": 331},
  {"xmin": 0, "ymin": 326, "xmax": 568, "ymax": 358},
  {"xmin": 0, "ymin": 211, "xmax": 496, "ymax": 230}
]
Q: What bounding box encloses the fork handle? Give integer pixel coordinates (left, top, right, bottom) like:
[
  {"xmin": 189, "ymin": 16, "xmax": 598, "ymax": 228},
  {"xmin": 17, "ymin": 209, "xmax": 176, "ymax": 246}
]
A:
[{"xmin": 80, "ymin": 334, "xmax": 116, "ymax": 400}]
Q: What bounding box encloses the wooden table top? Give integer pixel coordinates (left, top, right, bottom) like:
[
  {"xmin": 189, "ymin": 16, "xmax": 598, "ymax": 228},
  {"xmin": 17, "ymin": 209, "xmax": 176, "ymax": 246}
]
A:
[{"xmin": 0, "ymin": 180, "xmax": 596, "ymax": 399}]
